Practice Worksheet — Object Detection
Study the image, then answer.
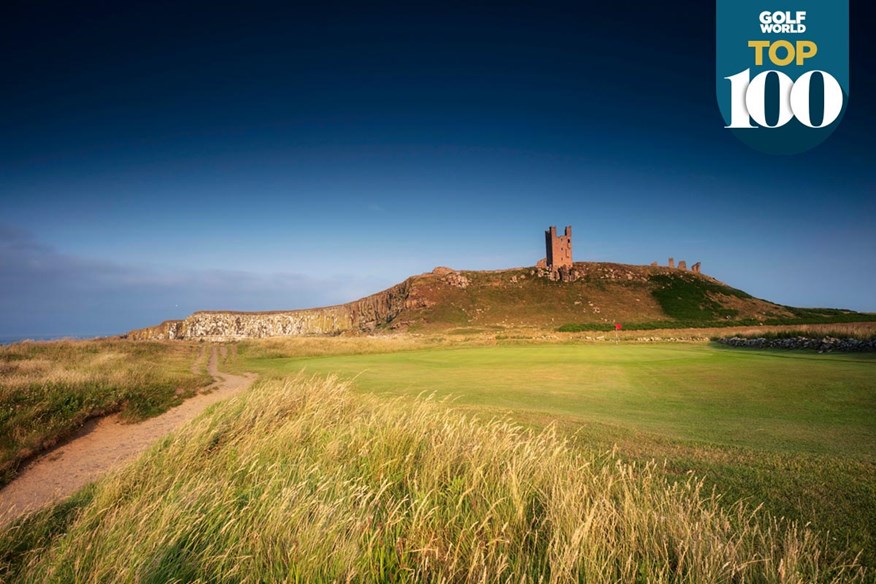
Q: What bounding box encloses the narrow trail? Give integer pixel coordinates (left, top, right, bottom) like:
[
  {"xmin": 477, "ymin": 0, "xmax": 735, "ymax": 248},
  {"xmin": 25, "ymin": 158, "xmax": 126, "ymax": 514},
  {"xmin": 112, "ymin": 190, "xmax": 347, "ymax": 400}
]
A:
[{"xmin": 0, "ymin": 345, "xmax": 256, "ymax": 527}]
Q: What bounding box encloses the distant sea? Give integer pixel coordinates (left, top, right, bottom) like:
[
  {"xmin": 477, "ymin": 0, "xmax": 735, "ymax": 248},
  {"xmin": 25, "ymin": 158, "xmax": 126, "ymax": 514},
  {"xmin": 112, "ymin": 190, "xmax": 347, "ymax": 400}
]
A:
[{"xmin": 0, "ymin": 334, "xmax": 116, "ymax": 345}]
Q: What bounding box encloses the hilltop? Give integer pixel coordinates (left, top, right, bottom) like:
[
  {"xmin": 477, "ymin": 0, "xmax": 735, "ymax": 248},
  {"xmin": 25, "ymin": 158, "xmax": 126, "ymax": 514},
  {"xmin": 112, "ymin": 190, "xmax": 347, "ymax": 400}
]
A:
[{"xmin": 126, "ymin": 262, "xmax": 867, "ymax": 340}]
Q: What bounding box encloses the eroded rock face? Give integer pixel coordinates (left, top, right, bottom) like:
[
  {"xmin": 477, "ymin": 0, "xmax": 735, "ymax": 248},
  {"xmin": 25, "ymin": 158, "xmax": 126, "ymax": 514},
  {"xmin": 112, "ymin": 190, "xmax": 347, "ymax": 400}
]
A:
[
  {"xmin": 443, "ymin": 272, "xmax": 471, "ymax": 289},
  {"xmin": 127, "ymin": 279, "xmax": 413, "ymax": 341}
]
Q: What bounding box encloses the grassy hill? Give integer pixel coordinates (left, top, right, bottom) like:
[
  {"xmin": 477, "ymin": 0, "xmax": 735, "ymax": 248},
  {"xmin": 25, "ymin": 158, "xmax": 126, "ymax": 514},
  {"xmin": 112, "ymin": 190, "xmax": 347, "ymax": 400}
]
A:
[
  {"xmin": 127, "ymin": 262, "xmax": 874, "ymax": 340},
  {"xmin": 395, "ymin": 263, "xmax": 868, "ymax": 333}
]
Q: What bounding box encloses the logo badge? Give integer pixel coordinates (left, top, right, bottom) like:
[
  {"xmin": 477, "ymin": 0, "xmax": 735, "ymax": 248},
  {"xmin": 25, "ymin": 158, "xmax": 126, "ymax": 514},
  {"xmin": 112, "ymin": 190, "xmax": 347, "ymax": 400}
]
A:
[{"xmin": 716, "ymin": 0, "xmax": 849, "ymax": 154}]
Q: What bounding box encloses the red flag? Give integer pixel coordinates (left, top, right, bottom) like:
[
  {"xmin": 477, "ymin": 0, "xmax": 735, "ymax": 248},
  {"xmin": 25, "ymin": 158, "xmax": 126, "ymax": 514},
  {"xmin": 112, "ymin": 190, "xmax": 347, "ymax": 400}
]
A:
[{"xmin": 615, "ymin": 323, "xmax": 622, "ymax": 330}]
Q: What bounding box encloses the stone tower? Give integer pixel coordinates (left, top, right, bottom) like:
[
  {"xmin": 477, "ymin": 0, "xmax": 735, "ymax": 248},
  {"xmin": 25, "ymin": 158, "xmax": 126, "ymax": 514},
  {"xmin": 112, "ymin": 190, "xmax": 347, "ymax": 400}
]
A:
[{"xmin": 545, "ymin": 226, "xmax": 573, "ymax": 269}]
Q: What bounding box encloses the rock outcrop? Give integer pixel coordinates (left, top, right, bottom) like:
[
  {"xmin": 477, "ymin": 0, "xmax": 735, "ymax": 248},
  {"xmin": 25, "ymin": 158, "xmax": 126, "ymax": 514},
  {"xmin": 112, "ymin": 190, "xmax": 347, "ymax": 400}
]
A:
[{"xmin": 127, "ymin": 279, "xmax": 414, "ymax": 341}]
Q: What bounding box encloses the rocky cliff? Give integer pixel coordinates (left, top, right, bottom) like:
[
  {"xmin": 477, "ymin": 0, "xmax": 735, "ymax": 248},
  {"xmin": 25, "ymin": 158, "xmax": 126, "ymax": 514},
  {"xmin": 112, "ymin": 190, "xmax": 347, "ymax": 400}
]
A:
[{"xmin": 126, "ymin": 278, "xmax": 414, "ymax": 341}]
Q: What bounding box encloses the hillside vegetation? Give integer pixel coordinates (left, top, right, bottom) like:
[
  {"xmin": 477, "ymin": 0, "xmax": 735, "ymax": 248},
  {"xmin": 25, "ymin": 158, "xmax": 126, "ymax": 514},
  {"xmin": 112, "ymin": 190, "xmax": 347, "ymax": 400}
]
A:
[
  {"xmin": 127, "ymin": 263, "xmax": 875, "ymax": 340},
  {"xmin": 0, "ymin": 340, "xmax": 211, "ymax": 484},
  {"xmin": 559, "ymin": 269, "xmax": 874, "ymax": 332},
  {"xmin": 1, "ymin": 374, "xmax": 864, "ymax": 582}
]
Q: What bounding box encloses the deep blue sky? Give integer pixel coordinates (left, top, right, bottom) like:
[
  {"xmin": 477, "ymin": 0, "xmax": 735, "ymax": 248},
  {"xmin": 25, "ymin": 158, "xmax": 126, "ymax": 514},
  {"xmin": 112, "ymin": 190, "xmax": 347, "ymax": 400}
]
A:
[{"xmin": 1, "ymin": 1, "xmax": 873, "ymax": 337}]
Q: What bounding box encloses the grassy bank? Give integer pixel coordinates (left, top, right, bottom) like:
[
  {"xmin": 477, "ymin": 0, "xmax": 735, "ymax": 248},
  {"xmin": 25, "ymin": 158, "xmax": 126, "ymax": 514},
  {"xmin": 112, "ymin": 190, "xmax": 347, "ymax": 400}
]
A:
[
  {"xmin": 235, "ymin": 340, "xmax": 876, "ymax": 568},
  {"xmin": 555, "ymin": 274, "xmax": 876, "ymax": 332},
  {"xmin": 0, "ymin": 340, "xmax": 211, "ymax": 484},
  {"xmin": 1, "ymin": 375, "xmax": 864, "ymax": 582},
  {"xmin": 559, "ymin": 316, "xmax": 876, "ymax": 333}
]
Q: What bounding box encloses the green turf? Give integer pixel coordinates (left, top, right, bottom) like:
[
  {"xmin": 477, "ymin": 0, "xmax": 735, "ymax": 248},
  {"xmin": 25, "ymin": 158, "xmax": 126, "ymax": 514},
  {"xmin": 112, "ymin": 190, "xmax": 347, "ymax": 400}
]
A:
[
  {"xmin": 241, "ymin": 343, "xmax": 875, "ymax": 458},
  {"xmin": 238, "ymin": 342, "xmax": 876, "ymax": 566}
]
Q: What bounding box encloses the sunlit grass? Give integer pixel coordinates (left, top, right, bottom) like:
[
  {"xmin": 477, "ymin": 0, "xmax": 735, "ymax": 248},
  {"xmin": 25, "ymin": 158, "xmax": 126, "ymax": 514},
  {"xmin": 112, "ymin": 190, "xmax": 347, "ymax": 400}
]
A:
[
  {"xmin": 2, "ymin": 374, "xmax": 864, "ymax": 582},
  {"xmin": 0, "ymin": 340, "xmax": 210, "ymax": 484},
  {"xmin": 235, "ymin": 339, "xmax": 876, "ymax": 569}
]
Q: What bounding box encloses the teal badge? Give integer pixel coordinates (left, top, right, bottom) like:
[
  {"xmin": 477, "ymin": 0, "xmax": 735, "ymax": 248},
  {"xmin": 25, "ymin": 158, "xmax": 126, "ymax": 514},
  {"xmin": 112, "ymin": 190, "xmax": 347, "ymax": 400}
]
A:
[{"xmin": 716, "ymin": 0, "xmax": 849, "ymax": 154}]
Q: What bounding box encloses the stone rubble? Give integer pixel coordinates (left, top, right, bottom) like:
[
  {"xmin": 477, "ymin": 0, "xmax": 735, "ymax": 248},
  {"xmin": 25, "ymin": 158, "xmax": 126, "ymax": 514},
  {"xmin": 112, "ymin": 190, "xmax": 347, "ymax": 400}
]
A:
[
  {"xmin": 717, "ymin": 336, "xmax": 876, "ymax": 353},
  {"xmin": 443, "ymin": 271, "xmax": 471, "ymax": 289}
]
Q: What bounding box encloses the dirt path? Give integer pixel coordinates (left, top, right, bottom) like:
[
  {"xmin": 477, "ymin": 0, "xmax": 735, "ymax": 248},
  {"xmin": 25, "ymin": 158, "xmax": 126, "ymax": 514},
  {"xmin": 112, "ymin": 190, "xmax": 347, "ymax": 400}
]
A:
[
  {"xmin": 191, "ymin": 343, "xmax": 208, "ymax": 375},
  {"xmin": 0, "ymin": 345, "xmax": 256, "ymax": 526}
]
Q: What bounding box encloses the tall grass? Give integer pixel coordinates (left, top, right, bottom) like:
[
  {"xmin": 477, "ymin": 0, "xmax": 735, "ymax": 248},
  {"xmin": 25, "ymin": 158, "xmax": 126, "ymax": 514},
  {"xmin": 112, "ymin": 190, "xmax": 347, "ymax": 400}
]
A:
[
  {"xmin": 5, "ymin": 374, "xmax": 863, "ymax": 582},
  {"xmin": 0, "ymin": 340, "xmax": 210, "ymax": 484},
  {"xmin": 711, "ymin": 327, "xmax": 876, "ymax": 342}
]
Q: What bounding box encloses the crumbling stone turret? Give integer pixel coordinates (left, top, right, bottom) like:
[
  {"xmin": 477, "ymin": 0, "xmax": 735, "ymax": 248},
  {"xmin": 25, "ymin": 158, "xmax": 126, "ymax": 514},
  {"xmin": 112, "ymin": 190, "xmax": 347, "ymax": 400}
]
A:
[
  {"xmin": 691, "ymin": 262, "xmax": 701, "ymax": 273},
  {"xmin": 668, "ymin": 257, "xmax": 675, "ymax": 269},
  {"xmin": 678, "ymin": 260, "xmax": 687, "ymax": 270},
  {"xmin": 544, "ymin": 226, "xmax": 573, "ymax": 269}
]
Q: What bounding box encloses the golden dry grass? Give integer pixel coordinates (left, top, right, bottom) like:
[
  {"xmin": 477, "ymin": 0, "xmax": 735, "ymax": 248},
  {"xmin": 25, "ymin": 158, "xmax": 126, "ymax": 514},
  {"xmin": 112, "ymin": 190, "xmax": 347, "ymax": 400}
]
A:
[{"xmin": 0, "ymin": 340, "xmax": 210, "ymax": 483}]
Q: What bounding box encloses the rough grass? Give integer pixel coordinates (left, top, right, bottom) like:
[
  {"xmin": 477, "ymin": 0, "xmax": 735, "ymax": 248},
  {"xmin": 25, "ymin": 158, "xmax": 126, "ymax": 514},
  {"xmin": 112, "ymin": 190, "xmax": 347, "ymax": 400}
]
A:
[
  {"xmin": 553, "ymin": 275, "xmax": 876, "ymax": 332},
  {"xmin": 649, "ymin": 274, "xmax": 748, "ymax": 322},
  {"xmin": 0, "ymin": 340, "xmax": 211, "ymax": 484},
  {"xmin": 559, "ymin": 316, "xmax": 876, "ymax": 333},
  {"xmin": 1, "ymin": 375, "xmax": 865, "ymax": 582},
  {"xmin": 401, "ymin": 265, "xmax": 673, "ymax": 332},
  {"xmin": 0, "ymin": 485, "xmax": 96, "ymax": 581},
  {"xmin": 559, "ymin": 321, "xmax": 733, "ymax": 332},
  {"xmin": 235, "ymin": 340, "xmax": 876, "ymax": 569}
]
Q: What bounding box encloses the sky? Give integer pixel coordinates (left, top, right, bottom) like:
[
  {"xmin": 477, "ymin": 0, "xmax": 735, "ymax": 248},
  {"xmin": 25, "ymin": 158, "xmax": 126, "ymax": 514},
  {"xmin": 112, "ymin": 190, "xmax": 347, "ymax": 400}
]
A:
[{"xmin": 1, "ymin": 0, "xmax": 874, "ymax": 338}]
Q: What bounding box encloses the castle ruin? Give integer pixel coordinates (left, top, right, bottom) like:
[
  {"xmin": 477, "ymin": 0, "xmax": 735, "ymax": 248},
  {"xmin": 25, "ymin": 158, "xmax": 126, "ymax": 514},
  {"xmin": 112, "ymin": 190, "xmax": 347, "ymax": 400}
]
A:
[
  {"xmin": 656, "ymin": 257, "xmax": 702, "ymax": 272},
  {"xmin": 534, "ymin": 226, "xmax": 702, "ymax": 277},
  {"xmin": 544, "ymin": 226, "xmax": 572, "ymax": 269}
]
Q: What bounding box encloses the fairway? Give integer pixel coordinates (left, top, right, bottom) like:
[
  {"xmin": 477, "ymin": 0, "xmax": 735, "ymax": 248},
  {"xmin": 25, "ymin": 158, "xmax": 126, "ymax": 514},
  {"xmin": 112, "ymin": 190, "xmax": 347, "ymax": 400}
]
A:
[{"xmin": 242, "ymin": 343, "xmax": 876, "ymax": 459}]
